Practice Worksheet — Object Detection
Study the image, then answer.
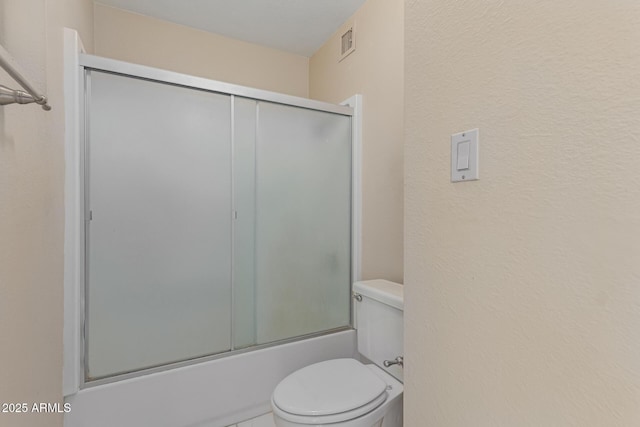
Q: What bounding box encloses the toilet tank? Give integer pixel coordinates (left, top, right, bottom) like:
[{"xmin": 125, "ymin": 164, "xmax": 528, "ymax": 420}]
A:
[{"xmin": 353, "ymin": 280, "xmax": 403, "ymax": 382}]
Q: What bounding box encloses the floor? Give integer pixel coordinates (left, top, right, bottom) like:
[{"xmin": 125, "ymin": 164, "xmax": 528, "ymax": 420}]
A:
[{"xmin": 226, "ymin": 412, "xmax": 276, "ymax": 427}]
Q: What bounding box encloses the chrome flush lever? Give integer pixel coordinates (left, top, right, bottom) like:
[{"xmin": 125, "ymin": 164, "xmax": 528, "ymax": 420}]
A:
[{"xmin": 383, "ymin": 356, "xmax": 403, "ymax": 368}]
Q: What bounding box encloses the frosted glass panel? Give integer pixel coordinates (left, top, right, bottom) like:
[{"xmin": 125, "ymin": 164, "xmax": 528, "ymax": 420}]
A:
[
  {"xmin": 86, "ymin": 71, "xmax": 232, "ymax": 379},
  {"xmin": 255, "ymin": 102, "xmax": 352, "ymax": 344}
]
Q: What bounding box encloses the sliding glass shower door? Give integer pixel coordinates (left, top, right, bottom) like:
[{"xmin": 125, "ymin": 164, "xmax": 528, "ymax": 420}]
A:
[
  {"xmin": 83, "ymin": 67, "xmax": 353, "ymax": 381},
  {"xmin": 253, "ymin": 101, "xmax": 352, "ymax": 344},
  {"xmin": 86, "ymin": 71, "xmax": 233, "ymax": 379}
]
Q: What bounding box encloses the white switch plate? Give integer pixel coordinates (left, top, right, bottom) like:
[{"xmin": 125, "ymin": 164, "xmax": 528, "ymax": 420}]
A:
[{"xmin": 451, "ymin": 128, "xmax": 479, "ymax": 182}]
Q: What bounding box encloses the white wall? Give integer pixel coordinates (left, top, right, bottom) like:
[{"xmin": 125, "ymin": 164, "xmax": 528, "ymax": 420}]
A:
[
  {"xmin": 93, "ymin": 3, "xmax": 309, "ymax": 98},
  {"xmin": 405, "ymin": 1, "xmax": 640, "ymax": 425},
  {"xmin": 0, "ymin": 1, "xmax": 93, "ymax": 426},
  {"xmin": 310, "ymin": 0, "xmax": 404, "ymax": 283}
]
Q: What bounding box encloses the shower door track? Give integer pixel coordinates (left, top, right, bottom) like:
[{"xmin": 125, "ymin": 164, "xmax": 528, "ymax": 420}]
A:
[{"xmin": 79, "ymin": 53, "xmax": 353, "ymax": 116}]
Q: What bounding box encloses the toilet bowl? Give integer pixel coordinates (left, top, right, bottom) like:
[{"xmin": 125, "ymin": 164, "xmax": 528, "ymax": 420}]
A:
[{"xmin": 271, "ymin": 280, "xmax": 404, "ymax": 427}]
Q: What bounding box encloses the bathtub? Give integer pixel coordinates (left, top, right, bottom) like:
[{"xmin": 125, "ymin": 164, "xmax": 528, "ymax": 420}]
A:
[{"xmin": 64, "ymin": 330, "xmax": 356, "ymax": 427}]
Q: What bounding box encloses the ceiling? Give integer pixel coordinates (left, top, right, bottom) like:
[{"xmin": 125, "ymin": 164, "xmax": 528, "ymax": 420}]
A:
[{"xmin": 95, "ymin": 0, "xmax": 367, "ymax": 57}]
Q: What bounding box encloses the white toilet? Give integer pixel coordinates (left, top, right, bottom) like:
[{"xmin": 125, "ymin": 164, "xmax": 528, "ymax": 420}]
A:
[{"xmin": 271, "ymin": 280, "xmax": 404, "ymax": 427}]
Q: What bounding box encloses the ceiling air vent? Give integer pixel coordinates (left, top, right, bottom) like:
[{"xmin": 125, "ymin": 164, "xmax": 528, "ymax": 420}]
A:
[{"xmin": 339, "ymin": 24, "xmax": 356, "ymax": 62}]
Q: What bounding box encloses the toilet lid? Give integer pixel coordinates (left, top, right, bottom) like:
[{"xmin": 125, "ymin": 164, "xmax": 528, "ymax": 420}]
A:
[{"xmin": 272, "ymin": 359, "xmax": 387, "ymax": 417}]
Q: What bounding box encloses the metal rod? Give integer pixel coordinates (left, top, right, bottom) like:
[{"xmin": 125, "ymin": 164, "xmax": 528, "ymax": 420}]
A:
[{"xmin": 0, "ymin": 43, "xmax": 51, "ymax": 111}]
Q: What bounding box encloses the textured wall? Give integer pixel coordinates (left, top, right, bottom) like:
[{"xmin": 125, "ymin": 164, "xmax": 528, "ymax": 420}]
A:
[
  {"xmin": 310, "ymin": 0, "xmax": 404, "ymax": 282},
  {"xmin": 0, "ymin": 1, "xmax": 93, "ymax": 426},
  {"xmin": 405, "ymin": 0, "xmax": 640, "ymax": 425},
  {"xmin": 94, "ymin": 4, "xmax": 309, "ymax": 98}
]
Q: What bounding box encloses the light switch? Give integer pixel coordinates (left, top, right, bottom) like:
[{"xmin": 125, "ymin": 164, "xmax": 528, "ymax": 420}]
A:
[
  {"xmin": 456, "ymin": 141, "xmax": 470, "ymax": 170},
  {"xmin": 451, "ymin": 128, "xmax": 479, "ymax": 182}
]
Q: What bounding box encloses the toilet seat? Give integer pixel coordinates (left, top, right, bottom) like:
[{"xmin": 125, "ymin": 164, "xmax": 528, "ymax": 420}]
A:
[{"xmin": 271, "ymin": 359, "xmax": 388, "ymax": 425}]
